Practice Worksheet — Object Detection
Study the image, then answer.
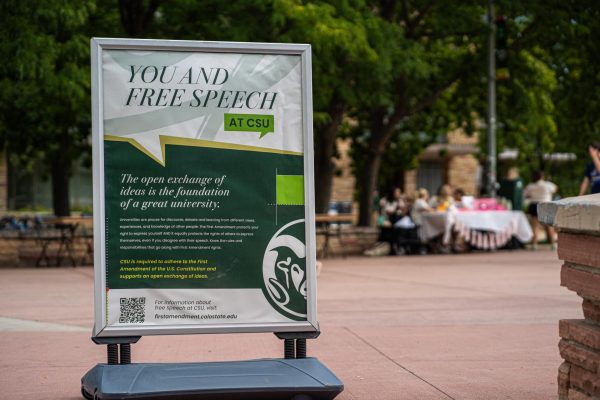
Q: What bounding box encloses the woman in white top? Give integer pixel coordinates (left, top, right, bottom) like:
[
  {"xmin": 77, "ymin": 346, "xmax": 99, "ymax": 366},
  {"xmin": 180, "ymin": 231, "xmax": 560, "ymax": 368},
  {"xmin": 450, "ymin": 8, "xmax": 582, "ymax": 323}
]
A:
[
  {"xmin": 524, "ymin": 171, "xmax": 557, "ymax": 249},
  {"xmin": 411, "ymin": 188, "xmax": 433, "ymax": 226}
]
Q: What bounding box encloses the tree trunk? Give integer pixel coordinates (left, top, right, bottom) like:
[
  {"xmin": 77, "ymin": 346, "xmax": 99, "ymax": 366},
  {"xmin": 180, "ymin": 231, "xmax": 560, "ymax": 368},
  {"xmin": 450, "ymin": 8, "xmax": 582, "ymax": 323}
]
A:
[
  {"xmin": 314, "ymin": 143, "xmax": 335, "ymax": 213},
  {"xmin": 118, "ymin": 0, "xmax": 161, "ymax": 37},
  {"xmin": 51, "ymin": 155, "xmax": 70, "ymax": 216},
  {"xmin": 314, "ymin": 104, "xmax": 344, "ymax": 214},
  {"xmin": 356, "ymin": 104, "xmax": 406, "ymax": 226},
  {"xmin": 358, "ymin": 148, "xmax": 383, "ymax": 226}
]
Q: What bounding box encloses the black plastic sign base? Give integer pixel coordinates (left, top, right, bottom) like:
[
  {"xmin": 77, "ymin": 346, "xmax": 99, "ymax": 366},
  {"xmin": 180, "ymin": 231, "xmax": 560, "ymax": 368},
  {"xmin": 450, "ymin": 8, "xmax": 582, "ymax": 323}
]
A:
[{"xmin": 81, "ymin": 357, "xmax": 343, "ymax": 400}]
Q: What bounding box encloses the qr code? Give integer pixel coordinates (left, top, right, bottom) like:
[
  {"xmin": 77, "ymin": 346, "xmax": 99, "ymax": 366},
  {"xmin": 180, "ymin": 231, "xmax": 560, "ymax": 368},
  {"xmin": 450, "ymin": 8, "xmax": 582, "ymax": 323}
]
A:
[{"xmin": 119, "ymin": 297, "xmax": 146, "ymax": 323}]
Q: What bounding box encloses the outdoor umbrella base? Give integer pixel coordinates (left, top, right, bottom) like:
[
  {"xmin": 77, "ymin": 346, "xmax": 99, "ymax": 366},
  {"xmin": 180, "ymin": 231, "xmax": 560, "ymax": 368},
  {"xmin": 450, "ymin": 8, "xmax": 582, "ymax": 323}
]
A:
[{"xmin": 81, "ymin": 357, "xmax": 343, "ymax": 400}]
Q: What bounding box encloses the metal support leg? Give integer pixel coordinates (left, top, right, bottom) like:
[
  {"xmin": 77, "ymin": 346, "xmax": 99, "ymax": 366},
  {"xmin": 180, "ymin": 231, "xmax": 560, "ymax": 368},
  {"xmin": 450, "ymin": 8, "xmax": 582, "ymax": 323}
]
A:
[
  {"xmin": 275, "ymin": 331, "xmax": 319, "ymax": 359},
  {"xmin": 93, "ymin": 336, "xmax": 140, "ymax": 365},
  {"xmin": 107, "ymin": 344, "xmax": 119, "ymax": 365},
  {"xmin": 296, "ymin": 339, "xmax": 307, "ymax": 359},
  {"xmin": 284, "ymin": 339, "xmax": 295, "ymax": 359},
  {"xmin": 120, "ymin": 343, "xmax": 131, "ymax": 364}
]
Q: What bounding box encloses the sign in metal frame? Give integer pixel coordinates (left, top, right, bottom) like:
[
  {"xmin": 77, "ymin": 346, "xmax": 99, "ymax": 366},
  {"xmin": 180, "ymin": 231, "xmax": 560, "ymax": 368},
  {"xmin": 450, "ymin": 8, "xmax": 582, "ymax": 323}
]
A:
[{"xmin": 91, "ymin": 38, "xmax": 317, "ymax": 337}]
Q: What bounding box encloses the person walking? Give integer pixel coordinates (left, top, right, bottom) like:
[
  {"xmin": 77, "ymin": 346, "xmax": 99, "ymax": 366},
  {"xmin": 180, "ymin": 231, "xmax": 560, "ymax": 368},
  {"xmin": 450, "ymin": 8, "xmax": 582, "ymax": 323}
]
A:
[
  {"xmin": 579, "ymin": 142, "xmax": 600, "ymax": 195},
  {"xmin": 524, "ymin": 171, "xmax": 557, "ymax": 249}
]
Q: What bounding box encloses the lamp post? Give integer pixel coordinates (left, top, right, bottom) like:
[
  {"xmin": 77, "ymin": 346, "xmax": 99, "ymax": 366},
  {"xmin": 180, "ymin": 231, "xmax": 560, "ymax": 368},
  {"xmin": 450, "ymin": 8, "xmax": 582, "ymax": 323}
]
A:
[{"xmin": 487, "ymin": 0, "xmax": 497, "ymax": 197}]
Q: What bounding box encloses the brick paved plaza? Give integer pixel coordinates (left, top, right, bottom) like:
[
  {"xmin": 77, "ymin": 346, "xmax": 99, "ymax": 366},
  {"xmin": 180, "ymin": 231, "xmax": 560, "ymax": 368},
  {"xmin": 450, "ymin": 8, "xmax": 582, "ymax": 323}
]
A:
[{"xmin": 0, "ymin": 249, "xmax": 579, "ymax": 399}]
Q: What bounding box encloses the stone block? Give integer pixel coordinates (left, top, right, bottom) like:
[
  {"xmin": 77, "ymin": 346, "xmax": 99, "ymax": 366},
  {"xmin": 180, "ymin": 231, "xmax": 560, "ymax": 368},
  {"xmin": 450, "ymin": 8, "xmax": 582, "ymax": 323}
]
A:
[
  {"xmin": 559, "ymin": 339, "xmax": 600, "ymax": 373},
  {"xmin": 561, "ymin": 264, "xmax": 600, "ymax": 302},
  {"xmin": 558, "ymin": 232, "xmax": 600, "ymax": 268},
  {"xmin": 539, "ymin": 194, "xmax": 600, "ymax": 233},
  {"xmin": 538, "ymin": 201, "xmax": 559, "ymax": 225},
  {"xmin": 560, "ymin": 362, "xmax": 571, "ymax": 399},
  {"xmin": 584, "ymin": 300, "xmax": 600, "ymax": 323},
  {"xmin": 331, "ymin": 138, "xmax": 355, "ymax": 203},
  {"xmin": 568, "ymin": 388, "xmax": 600, "ymax": 400},
  {"xmin": 570, "ymin": 364, "xmax": 600, "ymax": 397},
  {"xmin": 560, "ymin": 320, "xmax": 600, "ymax": 352}
]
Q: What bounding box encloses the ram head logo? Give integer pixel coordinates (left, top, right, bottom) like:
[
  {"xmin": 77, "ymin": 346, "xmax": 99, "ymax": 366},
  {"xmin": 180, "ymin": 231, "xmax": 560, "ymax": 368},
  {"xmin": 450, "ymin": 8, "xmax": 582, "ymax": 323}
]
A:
[{"xmin": 262, "ymin": 220, "xmax": 308, "ymax": 319}]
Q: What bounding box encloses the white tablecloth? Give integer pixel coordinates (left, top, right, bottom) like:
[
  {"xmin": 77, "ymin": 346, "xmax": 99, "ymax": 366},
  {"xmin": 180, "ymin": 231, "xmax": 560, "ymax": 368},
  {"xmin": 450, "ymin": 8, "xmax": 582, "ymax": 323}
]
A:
[{"xmin": 420, "ymin": 211, "xmax": 533, "ymax": 248}]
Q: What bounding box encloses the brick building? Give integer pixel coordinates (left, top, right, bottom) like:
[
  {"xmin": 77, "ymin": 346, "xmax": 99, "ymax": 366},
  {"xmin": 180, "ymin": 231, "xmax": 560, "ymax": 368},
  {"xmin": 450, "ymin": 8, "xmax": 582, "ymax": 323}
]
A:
[
  {"xmin": 405, "ymin": 130, "xmax": 480, "ymax": 196},
  {"xmin": 329, "ymin": 130, "xmax": 481, "ymax": 209},
  {"xmin": 330, "ymin": 138, "xmax": 356, "ymax": 205}
]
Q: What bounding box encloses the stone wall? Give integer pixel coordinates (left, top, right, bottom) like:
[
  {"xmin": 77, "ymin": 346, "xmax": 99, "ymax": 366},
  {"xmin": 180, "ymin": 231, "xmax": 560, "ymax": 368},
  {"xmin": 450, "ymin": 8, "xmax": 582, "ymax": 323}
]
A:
[
  {"xmin": 447, "ymin": 154, "xmax": 479, "ymax": 195},
  {"xmin": 539, "ymin": 194, "xmax": 600, "ymax": 400},
  {"xmin": 403, "ymin": 170, "xmax": 417, "ymax": 196},
  {"xmin": 446, "ymin": 129, "xmax": 479, "ymax": 195},
  {"xmin": 331, "ymin": 138, "xmax": 355, "ymax": 203},
  {"xmin": 0, "ymin": 237, "xmax": 92, "ymax": 268}
]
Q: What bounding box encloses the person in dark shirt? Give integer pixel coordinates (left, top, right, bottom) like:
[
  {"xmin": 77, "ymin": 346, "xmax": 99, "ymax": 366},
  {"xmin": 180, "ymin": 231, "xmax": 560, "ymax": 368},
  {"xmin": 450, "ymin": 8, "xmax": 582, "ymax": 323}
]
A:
[{"xmin": 579, "ymin": 142, "xmax": 600, "ymax": 195}]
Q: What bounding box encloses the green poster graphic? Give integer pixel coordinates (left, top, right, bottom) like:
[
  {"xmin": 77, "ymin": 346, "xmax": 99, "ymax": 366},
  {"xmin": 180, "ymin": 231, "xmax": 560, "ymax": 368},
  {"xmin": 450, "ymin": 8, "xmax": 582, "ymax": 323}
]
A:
[
  {"xmin": 104, "ymin": 139, "xmax": 306, "ymax": 320},
  {"xmin": 92, "ymin": 39, "xmax": 316, "ymax": 337},
  {"xmin": 224, "ymin": 113, "xmax": 275, "ymax": 138}
]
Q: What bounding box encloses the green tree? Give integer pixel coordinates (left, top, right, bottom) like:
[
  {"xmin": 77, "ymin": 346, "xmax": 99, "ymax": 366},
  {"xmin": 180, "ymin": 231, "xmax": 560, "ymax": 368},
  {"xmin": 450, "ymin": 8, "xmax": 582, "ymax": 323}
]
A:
[
  {"xmin": 352, "ymin": 0, "xmax": 487, "ymax": 225},
  {"xmin": 548, "ymin": 2, "xmax": 600, "ymax": 195},
  {"xmin": 351, "ymin": 0, "xmax": 600, "ymax": 223},
  {"xmin": 118, "ymin": 0, "xmax": 162, "ymax": 37},
  {"xmin": 4, "ymin": 0, "xmax": 598, "ymax": 216},
  {"xmin": 0, "ymin": 1, "xmax": 97, "ymax": 215},
  {"xmin": 270, "ymin": 0, "xmax": 379, "ymax": 213},
  {"xmin": 481, "ymin": 1, "xmax": 599, "ymax": 196},
  {"xmin": 156, "ymin": 0, "xmax": 379, "ymax": 213},
  {"xmin": 493, "ymin": 48, "xmax": 557, "ymax": 183}
]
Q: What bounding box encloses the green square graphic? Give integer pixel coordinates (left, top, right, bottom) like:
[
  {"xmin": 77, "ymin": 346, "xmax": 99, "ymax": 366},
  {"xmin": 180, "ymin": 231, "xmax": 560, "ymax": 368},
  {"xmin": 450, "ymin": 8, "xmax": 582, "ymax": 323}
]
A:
[{"xmin": 276, "ymin": 175, "xmax": 304, "ymax": 205}]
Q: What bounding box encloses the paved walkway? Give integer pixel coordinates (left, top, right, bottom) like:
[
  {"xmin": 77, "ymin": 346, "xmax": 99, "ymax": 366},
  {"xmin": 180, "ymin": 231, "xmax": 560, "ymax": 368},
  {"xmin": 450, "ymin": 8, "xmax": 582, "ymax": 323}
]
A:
[{"xmin": 0, "ymin": 249, "xmax": 579, "ymax": 399}]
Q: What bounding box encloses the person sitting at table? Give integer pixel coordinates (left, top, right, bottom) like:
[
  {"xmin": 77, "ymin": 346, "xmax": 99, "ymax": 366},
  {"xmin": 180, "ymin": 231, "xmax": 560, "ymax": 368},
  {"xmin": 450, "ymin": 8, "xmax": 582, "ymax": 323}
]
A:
[
  {"xmin": 429, "ymin": 184, "xmax": 455, "ymax": 212},
  {"xmin": 377, "ymin": 187, "xmax": 409, "ymax": 255},
  {"xmin": 524, "ymin": 170, "xmax": 557, "ymax": 250},
  {"xmin": 380, "ymin": 187, "xmax": 408, "ymax": 225},
  {"xmin": 411, "ymin": 188, "xmax": 434, "ymax": 226},
  {"xmin": 452, "ymin": 187, "xmax": 466, "ymax": 209}
]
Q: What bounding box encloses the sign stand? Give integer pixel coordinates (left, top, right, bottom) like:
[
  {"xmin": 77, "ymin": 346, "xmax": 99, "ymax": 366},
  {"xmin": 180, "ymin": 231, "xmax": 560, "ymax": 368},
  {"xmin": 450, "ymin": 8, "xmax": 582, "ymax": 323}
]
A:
[
  {"xmin": 81, "ymin": 331, "xmax": 342, "ymax": 400},
  {"xmin": 83, "ymin": 38, "xmax": 343, "ymax": 399}
]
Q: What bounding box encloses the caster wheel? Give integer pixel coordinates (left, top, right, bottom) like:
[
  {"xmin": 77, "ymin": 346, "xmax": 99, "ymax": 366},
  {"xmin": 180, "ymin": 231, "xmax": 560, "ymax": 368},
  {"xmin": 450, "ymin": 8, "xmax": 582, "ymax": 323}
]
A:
[{"xmin": 81, "ymin": 387, "xmax": 93, "ymax": 400}]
